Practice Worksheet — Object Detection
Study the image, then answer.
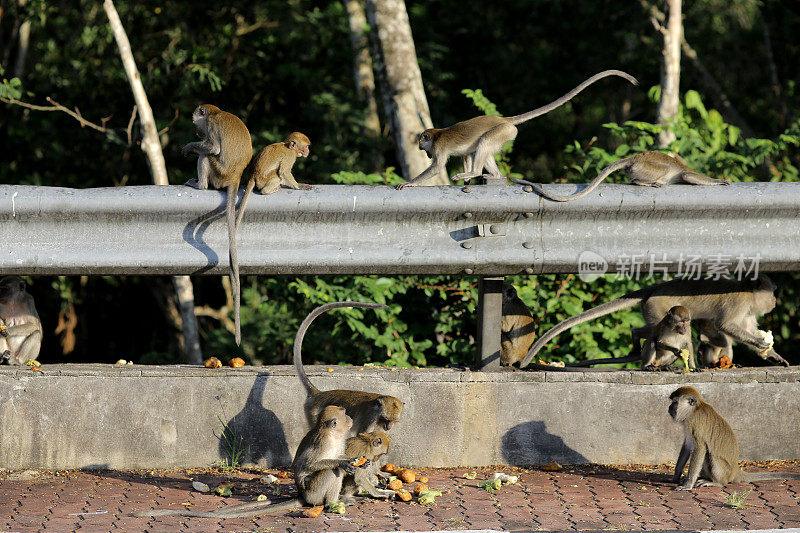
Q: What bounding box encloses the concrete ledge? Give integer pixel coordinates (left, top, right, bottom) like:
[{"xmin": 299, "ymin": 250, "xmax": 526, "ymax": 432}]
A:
[{"xmin": 1, "ymin": 364, "xmax": 798, "ymax": 470}]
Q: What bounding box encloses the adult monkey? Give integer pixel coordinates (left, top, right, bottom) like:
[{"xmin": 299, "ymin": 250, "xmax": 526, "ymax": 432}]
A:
[
  {"xmin": 512, "ymin": 151, "xmax": 729, "ymax": 202},
  {"xmin": 395, "ymin": 70, "xmax": 637, "ymax": 190},
  {"xmin": 0, "ymin": 276, "xmax": 42, "ymax": 365},
  {"xmin": 668, "ymin": 387, "xmax": 800, "ymax": 490},
  {"xmin": 519, "ymin": 276, "xmax": 789, "ymax": 369},
  {"xmin": 294, "ymin": 302, "xmax": 404, "ymax": 434},
  {"xmin": 499, "ymin": 283, "xmax": 537, "ymax": 368},
  {"xmin": 182, "ymin": 104, "xmax": 252, "ymax": 345}
]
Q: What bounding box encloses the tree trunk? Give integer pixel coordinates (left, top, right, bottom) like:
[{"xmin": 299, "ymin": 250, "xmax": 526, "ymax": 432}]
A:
[
  {"xmin": 103, "ymin": 0, "xmax": 202, "ymax": 364},
  {"xmin": 12, "ymin": 0, "xmax": 29, "ymax": 80},
  {"xmin": 656, "ymin": 0, "xmax": 682, "ymax": 148},
  {"xmin": 365, "ymin": 0, "xmax": 447, "ymax": 184},
  {"xmin": 345, "ymin": 0, "xmax": 383, "ymax": 171}
]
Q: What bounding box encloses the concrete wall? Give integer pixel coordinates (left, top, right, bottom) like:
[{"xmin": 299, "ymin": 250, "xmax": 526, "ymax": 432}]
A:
[{"xmin": 0, "ymin": 364, "xmax": 798, "ymax": 471}]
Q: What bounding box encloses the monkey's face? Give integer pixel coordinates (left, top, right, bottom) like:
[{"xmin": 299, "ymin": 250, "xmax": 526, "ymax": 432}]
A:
[
  {"xmin": 191, "ymin": 105, "xmax": 211, "ymax": 136},
  {"xmin": 0, "ymin": 277, "xmax": 24, "ymax": 301},
  {"xmin": 418, "ymin": 130, "xmax": 435, "ymax": 157},
  {"xmin": 370, "ymin": 432, "xmax": 390, "ymax": 457},
  {"xmin": 378, "ymin": 397, "xmax": 403, "ymax": 431},
  {"xmin": 668, "ymin": 394, "xmax": 696, "ymax": 422},
  {"xmin": 286, "ymin": 133, "xmax": 311, "ymax": 158}
]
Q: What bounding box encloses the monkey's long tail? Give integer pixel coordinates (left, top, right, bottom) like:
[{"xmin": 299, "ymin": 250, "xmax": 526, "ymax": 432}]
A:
[
  {"xmin": 744, "ymin": 472, "xmax": 800, "ymax": 482},
  {"xmin": 227, "ymin": 185, "xmax": 242, "ymax": 345},
  {"xmin": 507, "ymin": 70, "xmax": 638, "ymax": 126},
  {"xmin": 510, "ymin": 158, "xmax": 630, "ymax": 202},
  {"xmin": 565, "ymin": 354, "xmax": 642, "ymax": 367},
  {"xmin": 294, "ymin": 301, "xmax": 389, "ymax": 397},
  {"xmin": 235, "ymin": 178, "xmax": 254, "ymax": 231},
  {"xmin": 134, "ymin": 498, "xmax": 301, "ymax": 518},
  {"xmin": 519, "ymin": 289, "xmax": 651, "ymax": 369}
]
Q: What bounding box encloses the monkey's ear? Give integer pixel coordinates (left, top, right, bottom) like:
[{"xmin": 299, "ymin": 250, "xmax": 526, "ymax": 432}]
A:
[
  {"xmin": 287, "ymin": 140, "xmax": 297, "ymax": 149},
  {"xmin": 687, "ymin": 396, "xmax": 697, "ymax": 406}
]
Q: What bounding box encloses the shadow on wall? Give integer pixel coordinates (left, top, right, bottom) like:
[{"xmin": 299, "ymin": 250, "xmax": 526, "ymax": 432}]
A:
[
  {"xmin": 217, "ymin": 374, "xmax": 292, "ymax": 468},
  {"xmin": 502, "ymin": 421, "xmax": 589, "ymax": 465}
]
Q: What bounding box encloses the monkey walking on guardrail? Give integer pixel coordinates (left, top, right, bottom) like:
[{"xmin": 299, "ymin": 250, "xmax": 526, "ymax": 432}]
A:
[
  {"xmin": 394, "ymin": 70, "xmax": 638, "ymax": 190},
  {"xmin": 0, "ymin": 276, "xmax": 42, "ymax": 365},
  {"xmin": 294, "ymin": 302, "xmax": 404, "ymax": 436},
  {"xmin": 519, "ymin": 276, "xmax": 789, "ymax": 369},
  {"xmin": 668, "ymin": 386, "xmax": 800, "ymax": 490},
  {"xmin": 511, "ymin": 151, "xmax": 730, "ymax": 202},
  {"xmin": 181, "ymin": 104, "xmax": 252, "ymax": 346}
]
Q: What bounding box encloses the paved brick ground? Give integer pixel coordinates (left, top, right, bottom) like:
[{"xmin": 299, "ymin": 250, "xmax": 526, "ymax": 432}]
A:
[{"xmin": 1, "ymin": 462, "xmax": 799, "ymax": 532}]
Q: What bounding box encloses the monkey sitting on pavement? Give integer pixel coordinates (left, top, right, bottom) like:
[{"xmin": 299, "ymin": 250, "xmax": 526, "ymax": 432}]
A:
[
  {"xmin": 340, "ymin": 431, "xmax": 396, "ymax": 504},
  {"xmin": 294, "ymin": 302, "xmax": 404, "ymax": 435},
  {"xmin": 136, "ymin": 405, "xmax": 366, "ymax": 518},
  {"xmin": 0, "ymin": 276, "xmax": 42, "ymax": 365},
  {"xmin": 520, "ymin": 275, "xmax": 788, "ymax": 369},
  {"xmin": 668, "ymin": 386, "xmax": 800, "ymax": 490},
  {"xmin": 512, "ymin": 151, "xmax": 730, "ymax": 202}
]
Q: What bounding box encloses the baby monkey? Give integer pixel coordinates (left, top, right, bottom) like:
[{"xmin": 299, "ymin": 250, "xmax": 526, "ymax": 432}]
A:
[
  {"xmin": 341, "ymin": 431, "xmax": 396, "ymax": 503},
  {"xmin": 514, "ymin": 151, "xmax": 730, "ymax": 202},
  {"xmin": 294, "ymin": 302, "xmax": 404, "ymax": 435},
  {"xmin": 235, "ymin": 132, "xmax": 313, "ymax": 229},
  {"xmin": 668, "ymin": 387, "xmax": 800, "ymax": 490}
]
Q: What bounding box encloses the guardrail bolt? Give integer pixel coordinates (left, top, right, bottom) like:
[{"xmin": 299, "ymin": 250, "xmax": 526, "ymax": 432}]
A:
[
  {"xmin": 489, "ymin": 224, "xmax": 501, "ymax": 235},
  {"xmin": 463, "ymin": 212, "xmax": 473, "ymax": 219},
  {"xmin": 522, "ymin": 242, "xmax": 534, "ymax": 249},
  {"xmin": 463, "ymin": 268, "xmax": 474, "ymax": 274},
  {"xmin": 461, "ymin": 242, "xmax": 473, "ymax": 249},
  {"xmin": 524, "ymin": 267, "xmax": 534, "ymax": 274},
  {"xmin": 523, "ymin": 185, "xmax": 533, "ymax": 193},
  {"xmin": 523, "ymin": 212, "xmax": 534, "ymax": 218}
]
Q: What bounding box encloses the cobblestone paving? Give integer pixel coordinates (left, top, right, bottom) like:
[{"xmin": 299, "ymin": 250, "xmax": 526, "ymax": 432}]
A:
[{"xmin": 1, "ymin": 463, "xmax": 799, "ymax": 532}]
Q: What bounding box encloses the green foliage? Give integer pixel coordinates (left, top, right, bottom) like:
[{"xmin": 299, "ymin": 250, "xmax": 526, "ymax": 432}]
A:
[
  {"xmin": 725, "ymin": 489, "xmax": 752, "ymax": 509},
  {"xmin": 0, "ymin": 68, "xmax": 22, "ymax": 99}
]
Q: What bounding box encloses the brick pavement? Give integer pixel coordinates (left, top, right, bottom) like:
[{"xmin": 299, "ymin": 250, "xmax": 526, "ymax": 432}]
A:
[{"xmin": 1, "ymin": 463, "xmax": 799, "ymax": 532}]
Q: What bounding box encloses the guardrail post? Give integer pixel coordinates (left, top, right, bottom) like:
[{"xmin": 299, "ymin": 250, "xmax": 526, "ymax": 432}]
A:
[{"xmin": 476, "ymin": 276, "xmax": 503, "ymax": 370}]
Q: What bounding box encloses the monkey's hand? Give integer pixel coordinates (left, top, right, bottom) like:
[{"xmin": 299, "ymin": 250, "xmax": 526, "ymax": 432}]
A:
[
  {"xmin": 339, "ymin": 460, "xmax": 357, "ymax": 474},
  {"xmin": 0, "ymin": 325, "xmax": 7, "ymax": 337},
  {"xmin": 395, "ymin": 182, "xmax": 414, "ymax": 190},
  {"xmin": 298, "ymin": 184, "xmax": 313, "ymax": 190}
]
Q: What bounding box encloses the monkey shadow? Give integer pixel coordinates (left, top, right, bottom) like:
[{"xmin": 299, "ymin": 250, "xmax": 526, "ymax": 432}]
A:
[
  {"xmin": 217, "ymin": 374, "xmax": 293, "ymax": 468},
  {"xmin": 182, "ymin": 190, "xmax": 228, "ymax": 274},
  {"xmin": 502, "ymin": 421, "xmax": 589, "ymax": 465}
]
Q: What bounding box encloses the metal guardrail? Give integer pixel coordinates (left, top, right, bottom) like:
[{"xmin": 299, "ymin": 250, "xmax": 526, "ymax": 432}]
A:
[{"xmin": 1, "ymin": 182, "xmax": 798, "ymax": 275}]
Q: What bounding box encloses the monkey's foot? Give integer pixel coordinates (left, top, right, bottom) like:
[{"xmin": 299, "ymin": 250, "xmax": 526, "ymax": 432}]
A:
[
  {"xmin": 395, "ymin": 182, "xmax": 414, "ymax": 190},
  {"xmin": 450, "ymin": 172, "xmax": 481, "ymax": 182},
  {"xmin": 184, "ymin": 178, "xmax": 201, "ymax": 189},
  {"xmin": 0, "ymin": 350, "xmax": 9, "ymax": 364},
  {"xmin": 674, "ymin": 485, "xmax": 693, "ymax": 491}
]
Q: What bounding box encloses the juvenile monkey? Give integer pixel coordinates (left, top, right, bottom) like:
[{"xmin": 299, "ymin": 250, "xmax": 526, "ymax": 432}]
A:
[
  {"xmin": 668, "ymin": 386, "xmax": 800, "ymax": 490},
  {"xmin": 182, "ymin": 104, "xmax": 252, "ymax": 345},
  {"xmin": 235, "ymin": 132, "xmax": 312, "ymax": 229},
  {"xmin": 695, "ymin": 320, "xmax": 734, "ymax": 367},
  {"xmin": 500, "ymin": 284, "xmax": 537, "ymax": 368},
  {"xmin": 294, "ymin": 302, "xmax": 404, "ymax": 434},
  {"xmin": 0, "ymin": 276, "xmax": 42, "ymax": 365},
  {"xmin": 520, "ymin": 276, "xmax": 789, "ymax": 368},
  {"xmin": 395, "ymin": 70, "xmax": 637, "ymax": 190},
  {"xmin": 567, "ymin": 305, "xmax": 694, "ymax": 371},
  {"xmin": 137, "ymin": 405, "xmax": 362, "ymax": 518},
  {"xmin": 341, "ymin": 431, "xmax": 396, "ymax": 503},
  {"xmin": 512, "ymin": 151, "xmax": 730, "ymax": 202}
]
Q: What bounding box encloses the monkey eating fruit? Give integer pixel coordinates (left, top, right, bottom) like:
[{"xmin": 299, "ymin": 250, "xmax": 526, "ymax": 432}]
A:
[
  {"xmin": 341, "ymin": 431, "xmax": 396, "ymax": 503},
  {"xmin": 182, "ymin": 104, "xmax": 252, "ymax": 345},
  {"xmin": 0, "ymin": 276, "xmax": 42, "ymax": 365},
  {"xmin": 668, "ymin": 386, "xmax": 800, "ymax": 490}
]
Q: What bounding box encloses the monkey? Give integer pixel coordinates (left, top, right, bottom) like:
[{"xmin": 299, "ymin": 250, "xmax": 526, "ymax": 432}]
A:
[
  {"xmin": 519, "ymin": 275, "xmax": 789, "ymax": 369},
  {"xmin": 0, "ymin": 276, "xmax": 42, "ymax": 365},
  {"xmin": 182, "ymin": 104, "xmax": 252, "ymax": 346},
  {"xmin": 235, "ymin": 132, "xmax": 312, "ymax": 229},
  {"xmin": 511, "ymin": 151, "xmax": 730, "ymax": 202},
  {"xmin": 566, "ymin": 306, "xmax": 694, "ymax": 371},
  {"xmin": 294, "ymin": 301, "xmax": 404, "ymax": 434},
  {"xmin": 340, "ymin": 431, "xmax": 396, "ymax": 504},
  {"xmin": 395, "ymin": 70, "xmax": 638, "ymax": 190},
  {"xmin": 695, "ymin": 320, "xmax": 734, "ymax": 367},
  {"xmin": 136, "ymin": 405, "xmax": 365, "ymax": 518},
  {"xmin": 499, "ymin": 284, "xmax": 537, "ymax": 368},
  {"xmin": 668, "ymin": 386, "xmax": 800, "ymax": 490}
]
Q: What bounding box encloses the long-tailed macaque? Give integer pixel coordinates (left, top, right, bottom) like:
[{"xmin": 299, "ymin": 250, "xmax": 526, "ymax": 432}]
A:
[
  {"xmin": 235, "ymin": 131, "xmax": 312, "ymax": 229},
  {"xmin": 294, "ymin": 302, "xmax": 404, "ymax": 434},
  {"xmin": 500, "ymin": 284, "xmax": 537, "ymax": 368},
  {"xmin": 520, "ymin": 276, "xmax": 788, "ymax": 369},
  {"xmin": 668, "ymin": 387, "xmax": 800, "ymax": 490},
  {"xmin": 340, "ymin": 431, "xmax": 395, "ymax": 503},
  {"xmin": 182, "ymin": 104, "xmax": 252, "ymax": 345},
  {"xmin": 395, "ymin": 70, "xmax": 637, "ymax": 190},
  {"xmin": 136, "ymin": 406, "xmax": 363, "ymax": 518},
  {"xmin": 0, "ymin": 276, "xmax": 42, "ymax": 365},
  {"xmin": 512, "ymin": 151, "xmax": 730, "ymax": 202},
  {"xmin": 567, "ymin": 305, "xmax": 694, "ymax": 371}
]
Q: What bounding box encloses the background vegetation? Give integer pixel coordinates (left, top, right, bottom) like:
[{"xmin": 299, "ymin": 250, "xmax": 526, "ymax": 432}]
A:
[{"xmin": 1, "ymin": 0, "xmax": 798, "ymax": 367}]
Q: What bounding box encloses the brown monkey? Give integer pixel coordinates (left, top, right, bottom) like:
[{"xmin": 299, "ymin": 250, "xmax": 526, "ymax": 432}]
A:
[
  {"xmin": 566, "ymin": 306, "xmax": 694, "ymax": 371},
  {"xmin": 668, "ymin": 387, "xmax": 800, "ymax": 490},
  {"xmin": 235, "ymin": 132, "xmax": 312, "ymax": 229},
  {"xmin": 395, "ymin": 70, "xmax": 637, "ymax": 190},
  {"xmin": 520, "ymin": 276, "xmax": 788, "ymax": 368},
  {"xmin": 500, "ymin": 284, "xmax": 537, "ymax": 368},
  {"xmin": 0, "ymin": 276, "xmax": 42, "ymax": 365},
  {"xmin": 137, "ymin": 405, "xmax": 362, "ymax": 518},
  {"xmin": 340, "ymin": 431, "xmax": 395, "ymax": 503},
  {"xmin": 512, "ymin": 151, "xmax": 730, "ymax": 202},
  {"xmin": 294, "ymin": 302, "xmax": 404, "ymax": 434},
  {"xmin": 182, "ymin": 104, "xmax": 252, "ymax": 345}
]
